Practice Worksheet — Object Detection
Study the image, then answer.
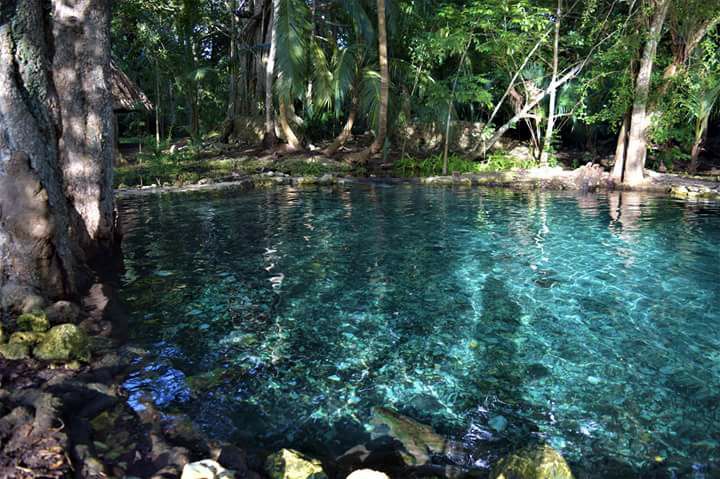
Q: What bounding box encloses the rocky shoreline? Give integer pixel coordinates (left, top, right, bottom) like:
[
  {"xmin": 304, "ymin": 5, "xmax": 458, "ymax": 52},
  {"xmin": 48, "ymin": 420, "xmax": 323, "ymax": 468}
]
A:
[{"xmin": 115, "ymin": 164, "xmax": 720, "ymax": 202}]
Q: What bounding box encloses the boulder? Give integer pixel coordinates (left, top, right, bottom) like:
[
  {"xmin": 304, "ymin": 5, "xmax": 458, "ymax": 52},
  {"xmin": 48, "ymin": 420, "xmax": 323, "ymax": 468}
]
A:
[
  {"xmin": 490, "ymin": 444, "xmax": 574, "ymax": 479},
  {"xmin": 265, "ymin": 449, "xmax": 327, "ymax": 479},
  {"xmin": 33, "ymin": 324, "xmax": 90, "ymax": 362},
  {"xmin": 0, "ymin": 342, "xmax": 30, "ymax": 360},
  {"xmin": 9, "ymin": 331, "xmax": 46, "ymax": 346},
  {"xmin": 181, "ymin": 460, "xmax": 234, "ymax": 479},
  {"xmin": 17, "ymin": 311, "xmax": 50, "ymax": 332},
  {"xmin": 369, "ymin": 407, "xmax": 461, "ymax": 466},
  {"xmin": 213, "ymin": 445, "xmax": 248, "ymax": 475},
  {"xmin": 46, "ymin": 301, "xmax": 82, "ymax": 325},
  {"xmin": 346, "ymin": 470, "xmax": 390, "ymax": 479}
]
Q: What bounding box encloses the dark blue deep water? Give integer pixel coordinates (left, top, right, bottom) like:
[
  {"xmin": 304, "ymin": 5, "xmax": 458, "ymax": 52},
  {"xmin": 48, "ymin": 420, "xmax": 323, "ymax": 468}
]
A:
[{"xmin": 118, "ymin": 184, "xmax": 720, "ymax": 477}]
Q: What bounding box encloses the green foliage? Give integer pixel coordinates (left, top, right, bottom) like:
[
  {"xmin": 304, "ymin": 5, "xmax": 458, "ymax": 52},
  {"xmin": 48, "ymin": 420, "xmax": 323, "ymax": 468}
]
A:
[{"xmin": 394, "ymin": 152, "xmax": 538, "ymax": 177}]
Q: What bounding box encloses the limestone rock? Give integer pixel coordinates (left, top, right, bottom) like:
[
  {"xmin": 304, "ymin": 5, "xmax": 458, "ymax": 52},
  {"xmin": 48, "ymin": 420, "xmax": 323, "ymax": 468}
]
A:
[
  {"xmin": 0, "ymin": 342, "xmax": 30, "ymax": 360},
  {"xmin": 33, "ymin": 324, "xmax": 90, "ymax": 362},
  {"xmin": 490, "ymin": 444, "xmax": 574, "ymax": 479},
  {"xmin": 17, "ymin": 311, "xmax": 50, "ymax": 332},
  {"xmin": 346, "ymin": 469, "xmax": 390, "ymax": 479},
  {"xmin": 181, "ymin": 460, "xmax": 234, "ymax": 479},
  {"xmin": 265, "ymin": 449, "xmax": 327, "ymax": 479},
  {"xmin": 46, "ymin": 301, "xmax": 82, "ymax": 325},
  {"xmin": 369, "ymin": 407, "xmax": 460, "ymax": 466}
]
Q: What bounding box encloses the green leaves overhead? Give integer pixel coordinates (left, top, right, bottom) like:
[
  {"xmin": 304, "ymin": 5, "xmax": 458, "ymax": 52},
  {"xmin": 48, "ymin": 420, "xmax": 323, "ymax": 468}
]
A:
[{"xmin": 275, "ymin": 0, "xmax": 312, "ymax": 102}]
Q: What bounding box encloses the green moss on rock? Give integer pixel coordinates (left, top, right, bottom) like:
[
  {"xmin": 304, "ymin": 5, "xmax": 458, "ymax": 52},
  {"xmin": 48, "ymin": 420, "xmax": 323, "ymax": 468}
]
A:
[
  {"xmin": 490, "ymin": 444, "xmax": 574, "ymax": 479},
  {"xmin": 9, "ymin": 331, "xmax": 46, "ymax": 346},
  {"xmin": 33, "ymin": 324, "xmax": 90, "ymax": 362},
  {"xmin": 17, "ymin": 311, "xmax": 50, "ymax": 332},
  {"xmin": 0, "ymin": 342, "xmax": 30, "ymax": 360},
  {"xmin": 265, "ymin": 449, "xmax": 327, "ymax": 479}
]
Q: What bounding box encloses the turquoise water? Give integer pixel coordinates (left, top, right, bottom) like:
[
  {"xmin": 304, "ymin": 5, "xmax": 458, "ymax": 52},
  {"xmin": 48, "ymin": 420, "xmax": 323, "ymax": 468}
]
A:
[{"xmin": 118, "ymin": 185, "xmax": 720, "ymax": 477}]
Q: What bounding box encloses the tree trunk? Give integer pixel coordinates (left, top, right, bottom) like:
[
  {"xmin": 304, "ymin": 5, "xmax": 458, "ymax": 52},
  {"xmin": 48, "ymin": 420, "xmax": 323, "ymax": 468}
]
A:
[
  {"xmin": 0, "ymin": 0, "xmax": 115, "ymax": 308},
  {"xmin": 51, "ymin": 0, "xmax": 117, "ymax": 257},
  {"xmin": 155, "ymin": 59, "xmax": 162, "ymax": 149},
  {"xmin": 323, "ymin": 93, "xmax": 358, "ymax": 155},
  {"xmin": 263, "ymin": 0, "xmax": 279, "ymax": 147},
  {"xmin": 541, "ymin": 0, "xmax": 562, "ymax": 166},
  {"xmin": 278, "ymin": 99, "xmax": 303, "ymax": 151},
  {"xmin": 222, "ymin": 0, "xmax": 239, "ymax": 142},
  {"xmin": 618, "ymin": 0, "xmax": 670, "ymax": 185},
  {"xmin": 690, "ymin": 142, "xmax": 702, "ymax": 173},
  {"xmin": 612, "ymin": 112, "xmax": 630, "ymax": 181},
  {"xmin": 370, "ymin": 0, "xmax": 389, "ymax": 155}
]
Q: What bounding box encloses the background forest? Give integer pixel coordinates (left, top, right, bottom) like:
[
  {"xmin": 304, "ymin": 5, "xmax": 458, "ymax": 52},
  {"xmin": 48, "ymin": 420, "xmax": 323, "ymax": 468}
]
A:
[{"xmin": 112, "ymin": 0, "xmax": 720, "ymax": 181}]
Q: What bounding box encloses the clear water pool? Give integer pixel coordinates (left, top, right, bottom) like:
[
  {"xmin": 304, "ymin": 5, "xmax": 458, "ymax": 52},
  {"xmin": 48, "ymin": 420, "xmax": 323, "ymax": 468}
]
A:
[{"xmin": 118, "ymin": 184, "xmax": 720, "ymax": 477}]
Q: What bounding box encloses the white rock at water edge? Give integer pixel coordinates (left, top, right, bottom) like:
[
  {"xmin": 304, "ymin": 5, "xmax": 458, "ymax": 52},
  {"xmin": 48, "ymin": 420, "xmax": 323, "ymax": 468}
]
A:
[
  {"xmin": 181, "ymin": 459, "xmax": 234, "ymax": 479},
  {"xmin": 346, "ymin": 470, "xmax": 390, "ymax": 479}
]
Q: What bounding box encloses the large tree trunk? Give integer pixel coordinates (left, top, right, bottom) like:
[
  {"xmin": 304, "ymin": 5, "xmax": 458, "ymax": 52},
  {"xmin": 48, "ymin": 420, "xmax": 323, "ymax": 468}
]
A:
[
  {"xmin": 0, "ymin": 0, "xmax": 115, "ymax": 309},
  {"xmin": 263, "ymin": 0, "xmax": 279, "ymax": 147},
  {"xmin": 616, "ymin": 0, "xmax": 670, "ymax": 185},
  {"xmin": 369, "ymin": 0, "xmax": 389, "ymax": 155}
]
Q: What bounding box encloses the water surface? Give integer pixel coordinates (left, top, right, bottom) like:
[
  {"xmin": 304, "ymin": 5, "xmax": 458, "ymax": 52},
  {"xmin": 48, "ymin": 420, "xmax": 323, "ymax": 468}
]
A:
[{"xmin": 118, "ymin": 185, "xmax": 720, "ymax": 477}]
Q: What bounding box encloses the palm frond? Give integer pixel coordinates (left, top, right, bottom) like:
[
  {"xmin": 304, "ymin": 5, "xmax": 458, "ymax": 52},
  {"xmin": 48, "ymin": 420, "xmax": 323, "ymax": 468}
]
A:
[{"xmin": 275, "ymin": 0, "xmax": 311, "ymax": 101}]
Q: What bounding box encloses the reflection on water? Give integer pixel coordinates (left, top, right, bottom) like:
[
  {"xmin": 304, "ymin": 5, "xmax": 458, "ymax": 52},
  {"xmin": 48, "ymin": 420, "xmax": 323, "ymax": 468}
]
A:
[{"xmin": 118, "ymin": 186, "xmax": 720, "ymax": 477}]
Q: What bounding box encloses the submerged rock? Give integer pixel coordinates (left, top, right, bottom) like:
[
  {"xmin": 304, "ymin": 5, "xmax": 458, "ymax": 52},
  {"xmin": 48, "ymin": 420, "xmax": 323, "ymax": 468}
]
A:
[
  {"xmin": 33, "ymin": 323, "xmax": 90, "ymax": 362},
  {"xmin": 265, "ymin": 449, "xmax": 327, "ymax": 479},
  {"xmin": 0, "ymin": 342, "xmax": 30, "ymax": 360},
  {"xmin": 490, "ymin": 444, "xmax": 574, "ymax": 479},
  {"xmin": 181, "ymin": 459, "xmax": 234, "ymax": 479},
  {"xmin": 369, "ymin": 407, "xmax": 461, "ymax": 466},
  {"xmin": 17, "ymin": 311, "xmax": 50, "ymax": 332}
]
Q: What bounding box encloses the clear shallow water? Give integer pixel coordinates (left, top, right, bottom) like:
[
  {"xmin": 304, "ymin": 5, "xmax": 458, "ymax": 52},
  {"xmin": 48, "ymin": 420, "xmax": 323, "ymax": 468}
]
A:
[{"xmin": 118, "ymin": 185, "xmax": 720, "ymax": 477}]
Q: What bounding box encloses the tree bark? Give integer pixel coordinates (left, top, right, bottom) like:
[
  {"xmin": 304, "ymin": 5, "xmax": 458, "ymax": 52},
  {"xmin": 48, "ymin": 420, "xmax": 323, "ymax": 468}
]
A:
[
  {"xmin": 618, "ymin": 0, "xmax": 670, "ymax": 185},
  {"xmin": 263, "ymin": 0, "xmax": 279, "ymax": 147},
  {"xmin": 0, "ymin": 0, "xmax": 115, "ymax": 308},
  {"xmin": 278, "ymin": 99, "xmax": 303, "ymax": 151},
  {"xmin": 612, "ymin": 112, "xmax": 630, "ymax": 181},
  {"xmin": 370, "ymin": 0, "xmax": 389, "ymax": 155},
  {"xmin": 541, "ymin": 0, "xmax": 562, "ymax": 167}
]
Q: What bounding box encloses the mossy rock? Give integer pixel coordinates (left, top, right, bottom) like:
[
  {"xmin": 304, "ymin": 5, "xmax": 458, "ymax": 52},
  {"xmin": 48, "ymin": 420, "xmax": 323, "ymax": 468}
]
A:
[
  {"xmin": 265, "ymin": 449, "xmax": 327, "ymax": 479},
  {"xmin": 0, "ymin": 342, "xmax": 30, "ymax": 360},
  {"xmin": 33, "ymin": 324, "xmax": 90, "ymax": 362},
  {"xmin": 17, "ymin": 311, "xmax": 50, "ymax": 332},
  {"xmin": 9, "ymin": 331, "xmax": 46, "ymax": 346},
  {"xmin": 490, "ymin": 444, "xmax": 574, "ymax": 479}
]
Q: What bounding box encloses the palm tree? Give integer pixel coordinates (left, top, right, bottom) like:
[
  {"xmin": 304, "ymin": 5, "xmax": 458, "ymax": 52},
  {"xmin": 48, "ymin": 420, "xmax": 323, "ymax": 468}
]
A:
[{"xmin": 687, "ymin": 75, "xmax": 720, "ymax": 172}]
